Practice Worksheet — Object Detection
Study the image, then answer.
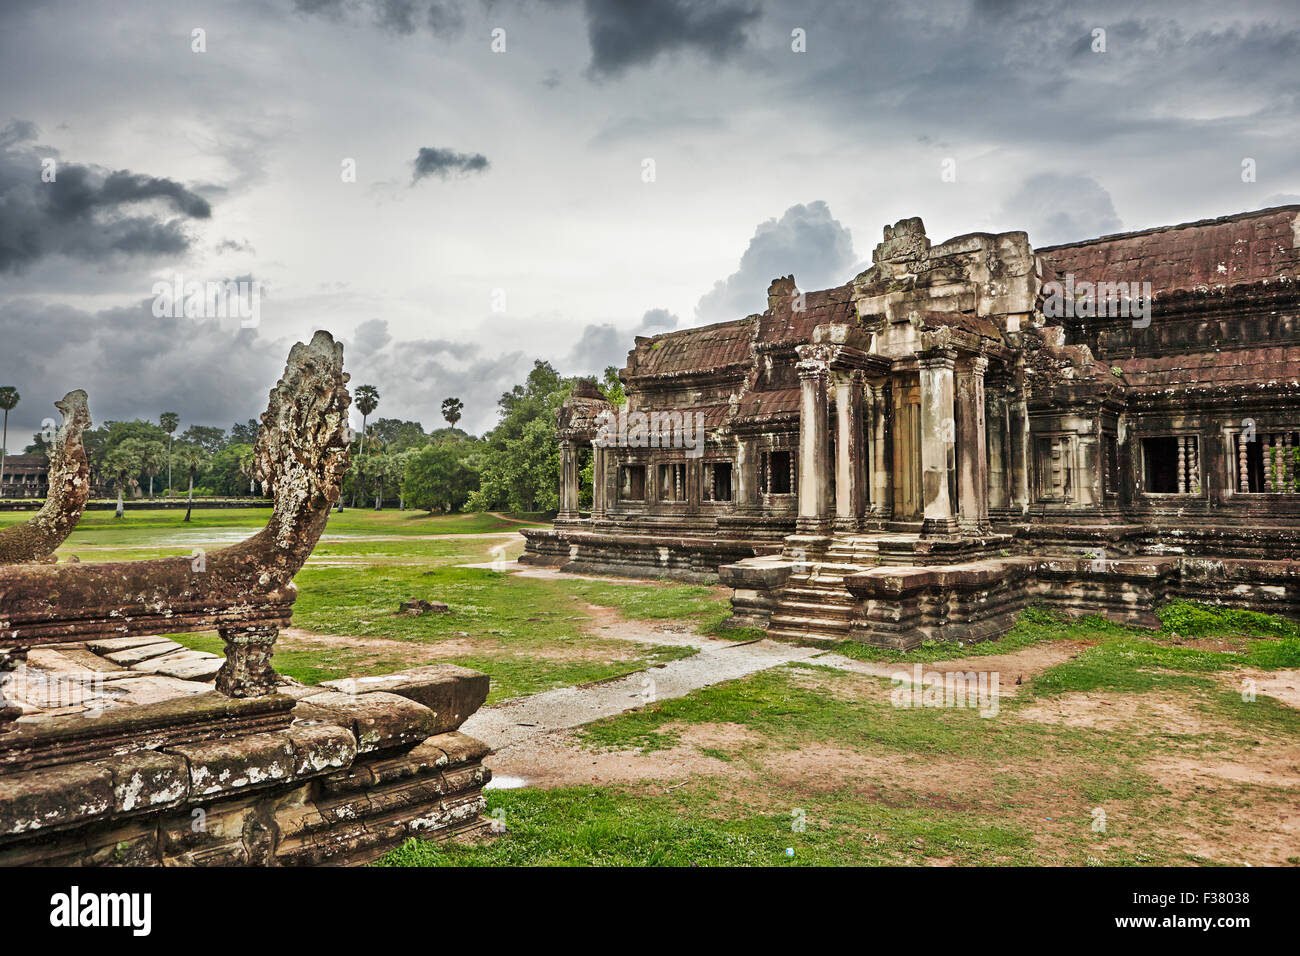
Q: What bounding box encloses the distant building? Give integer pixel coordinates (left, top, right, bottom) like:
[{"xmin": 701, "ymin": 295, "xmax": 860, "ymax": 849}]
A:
[
  {"xmin": 0, "ymin": 454, "xmax": 49, "ymax": 498},
  {"xmin": 525, "ymin": 205, "xmax": 1300, "ymax": 648}
]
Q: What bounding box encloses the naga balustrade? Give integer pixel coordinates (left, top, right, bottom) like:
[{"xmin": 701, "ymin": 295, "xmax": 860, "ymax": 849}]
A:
[{"xmin": 0, "ymin": 331, "xmax": 351, "ymax": 729}]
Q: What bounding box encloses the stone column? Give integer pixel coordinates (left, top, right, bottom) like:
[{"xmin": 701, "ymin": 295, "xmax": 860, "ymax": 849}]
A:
[
  {"xmin": 918, "ymin": 350, "xmax": 958, "ymax": 536},
  {"xmin": 735, "ymin": 438, "xmax": 758, "ymax": 509},
  {"xmin": 834, "ymin": 371, "xmax": 867, "ymax": 532},
  {"xmin": 955, "ymin": 355, "xmax": 990, "ymax": 533},
  {"xmin": 1009, "ymin": 393, "xmax": 1030, "ymax": 512},
  {"xmin": 986, "ymin": 394, "xmax": 1008, "ymax": 511},
  {"xmin": 796, "ymin": 361, "xmax": 832, "ymax": 534},
  {"xmin": 558, "ymin": 438, "xmax": 579, "ymax": 521},
  {"xmin": 869, "ymin": 381, "xmax": 892, "ymax": 524},
  {"xmin": 590, "ymin": 443, "xmax": 606, "ymax": 519}
]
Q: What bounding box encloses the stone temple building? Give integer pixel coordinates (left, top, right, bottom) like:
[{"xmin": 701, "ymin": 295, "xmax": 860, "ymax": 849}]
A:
[{"xmin": 522, "ymin": 205, "xmax": 1300, "ymax": 648}]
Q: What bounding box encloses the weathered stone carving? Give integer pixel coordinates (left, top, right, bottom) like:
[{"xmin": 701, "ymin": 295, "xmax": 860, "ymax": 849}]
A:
[
  {"xmin": 0, "ymin": 390, "xmax": 91, "ymax": 566},
  {"xmin": 0, "ymin": 331, "xmax": 351, "ymax": 720}
]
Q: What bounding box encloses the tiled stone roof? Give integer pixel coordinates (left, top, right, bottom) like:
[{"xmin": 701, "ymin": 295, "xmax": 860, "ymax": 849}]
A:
[{"xmin": 1037, "ymin": 205, "xmax": 1300, "ymax": 296}]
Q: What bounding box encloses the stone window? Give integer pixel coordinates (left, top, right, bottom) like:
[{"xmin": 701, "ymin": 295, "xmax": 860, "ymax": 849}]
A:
[
  {"xmin": 761, "ymin": 450, "xmax": 794, "ymax": 495},
  {"xmin": 1034, "ymin": 435, "xmax": 1075, "ymax": 502},
  {"xmin": 703, "ymin": 461, "xmax": 733, "ymax": 502},
  {"xmin": 1142, "ymin": 435, "xmax": 1200, "ymax": 494},
  {"xmin": 619, "ymin": 464, "xmax": 646, "ymax": 501},
  {"xmin": 1233, "ymin": 429, "xmax": 1300, "ymax": 493},
  {"xmin": 1103, "ymin": 433, "xmax": 1119, "ymax": 496},
  {"xmin": 658, "ymin": 462, "xmax": 686, "ymax": 501}
]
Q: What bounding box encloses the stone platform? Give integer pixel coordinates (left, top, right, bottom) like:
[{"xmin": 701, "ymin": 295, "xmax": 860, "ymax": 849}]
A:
[{"xmin": 0, "ymin": 642, "xmax": 494, "ymax": 866}]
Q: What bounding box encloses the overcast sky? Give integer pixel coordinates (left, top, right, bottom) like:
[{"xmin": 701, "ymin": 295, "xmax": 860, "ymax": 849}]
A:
[{"xmin": 2, "ymin": 0, "xmax": 1298, "ymax": 443}]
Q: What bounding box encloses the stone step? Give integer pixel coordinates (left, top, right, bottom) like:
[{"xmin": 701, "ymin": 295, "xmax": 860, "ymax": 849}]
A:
[
  {"xmin": 778, "ymin": 587, "xmax": 855, "ymax": 606},
  {"xmin": 767, "ymin": 616, "xmax": 852, "ymax": 640}
]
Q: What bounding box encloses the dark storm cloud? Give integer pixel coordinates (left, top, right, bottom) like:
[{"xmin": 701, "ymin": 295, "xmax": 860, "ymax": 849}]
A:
[
  {"xmin": 584, "ymin": 0, "xmax": 760, "ymax": 79},
  {"xmin": 411, "ymin": 146, "xmax": 490, "ymax": 183},
  {"xmin": 0, "ymin": 121, "xmax": 211, "ymax": 275},
  {"xmin": 696, "ymin": 201, "xmax": 859, "ymax": 323},
  {"xmin": 997, "ymin": 173, "xmax": 1123, "ymax": 247},
  {"xmin": 0, "ymin": 296, "xmax": 282, "ymax": 441},
  {"xmin": 787, "ymin": 2, "xmax": 1300, "ymax": 152}
]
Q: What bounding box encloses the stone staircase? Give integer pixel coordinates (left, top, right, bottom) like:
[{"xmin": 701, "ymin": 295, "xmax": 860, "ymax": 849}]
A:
[{"xmin": 765, "ymin": 534, "xmax": 884, "ymax": 642}]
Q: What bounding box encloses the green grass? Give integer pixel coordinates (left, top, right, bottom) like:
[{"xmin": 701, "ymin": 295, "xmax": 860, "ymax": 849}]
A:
[{"xmin": 377, "ymin": 785, "xmax": 1040, "ymax": 867}]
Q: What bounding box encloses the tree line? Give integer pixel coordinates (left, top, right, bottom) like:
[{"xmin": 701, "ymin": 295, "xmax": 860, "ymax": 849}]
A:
[{"xmin": 1, "ymin": 360, "xmax": 624, "ymax": 518}]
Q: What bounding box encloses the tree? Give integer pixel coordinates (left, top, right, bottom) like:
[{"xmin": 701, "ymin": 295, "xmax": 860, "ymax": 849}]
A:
[
  {"xmin": 104, "ymin": 441, "xmax": 142, "ymax": 518},
  {"xmin": 441, "ymin": 397, "xmax": 464, "ymax": 429},
  {"xmin": 0, "ymin": 386, "xmax": 18, "ymax": 496},
  {"xmin": 229, "ymin": 419, "xmax": 259, "ymax": 445},
  {"xmin": 403, "ymin": 439, "xmax": 479, "ymax": 513},
  {"xmin": 159, "ymin": 412, "xmax": 179, "ymax": 493},
  {"xmin": 199, "ymin": 443, "xmax": 254, "ymax": 496},
  {"xmin": 180, "ymin": 424, "xmax": 226, "ymax": 455},
  {"xmin": 174, "ymin": 443, "xmax": 209, "ymax": 522},
  {"xmin": 354, "ymin": 384, "xmax": 379, "ymax": 452},
  {"xmin": 367, "ymin": 418, "xmax": 428, "ymax": 452},
  {"xmin": 467, "ymin": 360, "xmax": 569, "ymax": 512},
  {"xmin": 137, "ymin": 439, "xmax": 166, "ymax": 499}
]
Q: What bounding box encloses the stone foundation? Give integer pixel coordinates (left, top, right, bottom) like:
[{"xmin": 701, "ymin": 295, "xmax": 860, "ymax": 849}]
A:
[{"xmin": 0, "ymin": 660, "xmax": 494, "ymax": 866}]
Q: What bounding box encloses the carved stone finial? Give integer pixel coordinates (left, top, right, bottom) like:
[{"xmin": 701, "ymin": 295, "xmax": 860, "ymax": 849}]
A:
[{"xmin": 0, "ymin": 390, "xmax": 91, "ymax": 565}]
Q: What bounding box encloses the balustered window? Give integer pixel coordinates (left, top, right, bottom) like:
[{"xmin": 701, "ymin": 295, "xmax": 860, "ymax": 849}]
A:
[
  {"xmin": 703, "ymin": 461, "xmax": 733, "ymax": 502},
  {"xmin": 657, "ymin": 462, "xmax": 686, "ymax": 502},
  {"xmin": 1141, "ymin": 435, "xmax": 1201, "ymax": 494},
  {"xmin": 760, "ymin": 450, "xmax": 795, "ymax": 495},
  {"xmin": 1232, "ymin": 429, "xmax": 1300, "ymax": 493},
  {"xmin": 618, "ymin": 464, "xmax": 646, "ymax": 501},
  {"xmin": 1033, "ymin": 435, "xmax": 1075, "ymax": 502}
]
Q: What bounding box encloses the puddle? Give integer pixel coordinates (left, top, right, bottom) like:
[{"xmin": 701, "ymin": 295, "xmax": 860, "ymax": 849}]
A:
[{"xmin": 485, "ymin": 774, "xmax": 530, "ymax": 790}]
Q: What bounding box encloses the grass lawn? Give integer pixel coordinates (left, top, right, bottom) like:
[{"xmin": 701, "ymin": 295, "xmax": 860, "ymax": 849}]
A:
[{"xmin": 385, "ymin": 605, "xmax": 1300, "ymax": 867}]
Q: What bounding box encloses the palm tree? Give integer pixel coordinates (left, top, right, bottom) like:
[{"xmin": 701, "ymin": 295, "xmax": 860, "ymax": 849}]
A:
[
  {"xmin": 175, "ymin": 443, "xmax": 208, "ymax": 522},
  {"xmin": 104, "ymin": 443, "xmax": 142, "ymax": 518},
  {"xmin": 160, "ymin": 412, "xmax": 179, "ymax": 494},
  {"xmin": 0, "ymin": 386, "xmax": 19, "ymax": 498},
  {"xmin": 441, "ymin": 397, "xmax": 463, "ymax": 429},
  {"xmin": 354, "ymin": 384, "xmax": 379, "ymax": 449},
  {"xmin": 237, "ymin": 448, "xmax": 257, "ymax": 496},
  {"xmin": 353, "ymin": 384, "xmax": 379, "ymax": 507},
  {"xmin": 137, "ymin": 440, "xmax": 166, "ymax": 499}
]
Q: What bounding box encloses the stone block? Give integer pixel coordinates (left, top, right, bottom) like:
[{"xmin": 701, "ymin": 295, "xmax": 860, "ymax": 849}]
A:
[
  {"xmin": 320, "ymin": 664, "xmax": 488, "ymax": 733},
  {"xmin": 293, "ymin": 690, "xmax": 438, "ymax": 753},
  {"xmin": 167, "ymin": 732, "xmax": 296, "ymax": 797}
]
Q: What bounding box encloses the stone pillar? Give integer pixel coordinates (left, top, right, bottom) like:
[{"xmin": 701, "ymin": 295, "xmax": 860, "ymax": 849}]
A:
[
  {"xmin": 955, "ymin": 355, "xmax": 990, "ymax": 533},
  {"xmin": 590, "ymin": 443, "xmax": 606, "ymax": 518},
  {"xmin": 1009, "ymin": 394, "xmax": 1030, "ymax": 513},
  {"xmin": 986, "ymin": 394, "xmax": 1008, "ymax": 511},
  {"xmin": 215, "ymin": 623, "xmax": 280, "ymax": 698},
  {"xmin": 869, "ymin": 381, "xmax": 892, "ymax": 524},
  {"xmin": 834, "ymin": 371, "xmax": 867, "ymax": 532},
  {"xmin": 796, "ymin": 361, "xmax": 832, "ymax": 534},
  {"xmin": 735, "ymin": 438, "xmax": 758, "ymax": 509},
  {"xmin": 558, "ymin": 438, "xmax": 579, "ymax": 521},
  {"xmin": 918, "ymin": 350, "xmax": 958, "ymax": 536}
]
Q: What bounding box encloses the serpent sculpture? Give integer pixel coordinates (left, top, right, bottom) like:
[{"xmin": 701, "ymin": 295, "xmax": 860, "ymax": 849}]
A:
[
  {"xmin": 0, "ymin": 390, "xmax": 91, "ymax": 566},
  {"xmin": 0, "ymin": 331, "xmax": 351, "ymax": 727}
]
